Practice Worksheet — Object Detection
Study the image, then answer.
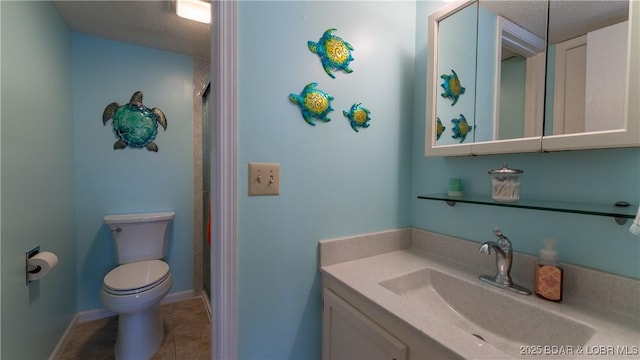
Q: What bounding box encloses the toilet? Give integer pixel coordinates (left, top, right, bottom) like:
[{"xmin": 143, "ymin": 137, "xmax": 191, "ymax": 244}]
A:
[{"xmin": 100, "ymin": 211, "xmax": 175, "ymax": 360}]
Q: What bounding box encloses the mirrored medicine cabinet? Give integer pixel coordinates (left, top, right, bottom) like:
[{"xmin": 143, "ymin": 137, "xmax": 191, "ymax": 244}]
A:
[{"xmin": 425, "ymin": 0, "xmax": 640, "ymax": 157}]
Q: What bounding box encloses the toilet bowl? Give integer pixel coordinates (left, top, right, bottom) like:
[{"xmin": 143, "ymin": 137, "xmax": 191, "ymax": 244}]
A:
[
  {"xmin": 101, "ymin": 212, "xmax": 175, "ymax": 360},
  {"xmin": 101, "ymin": 260, "xmax": 172, "ymax": 359}
]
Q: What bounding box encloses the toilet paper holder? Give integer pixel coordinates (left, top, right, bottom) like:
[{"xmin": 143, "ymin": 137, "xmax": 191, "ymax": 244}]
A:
[{"xmin": 26, "ymin": 246, "xmax": 41, "ymax": 285}]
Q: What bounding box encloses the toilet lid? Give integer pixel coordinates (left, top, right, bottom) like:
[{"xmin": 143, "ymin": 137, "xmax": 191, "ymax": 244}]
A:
[{"xmin": 103, "ymin": 260, "xmax": 169, "ymax": 292}]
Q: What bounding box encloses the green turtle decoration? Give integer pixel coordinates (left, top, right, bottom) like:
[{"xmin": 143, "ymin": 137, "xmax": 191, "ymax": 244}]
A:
[
  {"xmin": 102, "ymin": 91, "xmax": 167, "ymax": 152},
  {"xmin": 343, "ymin": 103, "xmax": 371, "ymax": 133},
  {"xmin": 451, "ymin": 114, "xmax": 473, "ymax": 143},
  {"xmin": 289, "ymin": 83, "xmax": 335, "ymax": 126},
  {"xmin": 308, "ymin": 28, "xmax": 355, "ymax": 79},
  {"xmin": 436, "ymin": 117, "xmax": 446, "ymax": 140},
  {"xmin": 440, "ymin": 69, "xmax": 465, "ymax": 106}
]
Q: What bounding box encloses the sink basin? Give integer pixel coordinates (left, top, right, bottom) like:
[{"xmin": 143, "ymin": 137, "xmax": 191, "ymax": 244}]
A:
[{"xmin": 380, "ymin": 268, "xmax": 595, "ymax": 357}]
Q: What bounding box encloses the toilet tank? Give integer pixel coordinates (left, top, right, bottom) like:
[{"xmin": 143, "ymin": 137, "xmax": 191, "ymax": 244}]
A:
[{"xmin": 104, "ymin": 211, "xmax": 175, "ymax": 264}]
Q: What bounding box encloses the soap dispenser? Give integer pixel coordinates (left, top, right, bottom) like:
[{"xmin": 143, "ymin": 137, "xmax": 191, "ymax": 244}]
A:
[{"xmin": 534, "ymin": 239, "xmax": 563, "ymax": 302}]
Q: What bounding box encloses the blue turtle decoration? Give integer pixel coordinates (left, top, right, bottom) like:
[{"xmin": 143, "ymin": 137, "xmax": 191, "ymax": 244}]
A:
[
  {"xmin": 436, "ymin": 117, "xmax": 446, "ymax": 140},
  {"xmin": 451, "ymin": 114, "xmax": 473, "ymax": 143},
  {"xmin": 308, "ymin": 28, "xmax": 355, "ymax": 79},
  {"xmin": 289, "ymin": 83, "xmax": 335, "ymax": 126},
  {"xmin": 343, "ymin": 103, "xmax": 371, "ymax": 132},
  {"xmin": 440, "ymin": 69, "xmax": 466, "ymax": 106},
  {"xmin": 102, "ymin": 91, "xmax": 167, "ymax": 152}
]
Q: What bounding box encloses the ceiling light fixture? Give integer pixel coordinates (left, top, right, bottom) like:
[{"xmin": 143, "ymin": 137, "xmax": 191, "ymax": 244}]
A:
[{"xmin": 176, "ymin": 0, "xmax": 211, "ymax": 24}]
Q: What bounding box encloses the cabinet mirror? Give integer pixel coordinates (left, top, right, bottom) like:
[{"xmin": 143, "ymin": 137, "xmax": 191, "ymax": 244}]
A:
[
  {"xmin": 542, "ymin": 0, "xmax": 639, "ymax": 151},
  {"xmin": 426, "ymin": 0, "xmax": 479, "ymax": 156},
  {"xmin": 425, "ymin": 0, "xmax": 640, "ymax": 157}
]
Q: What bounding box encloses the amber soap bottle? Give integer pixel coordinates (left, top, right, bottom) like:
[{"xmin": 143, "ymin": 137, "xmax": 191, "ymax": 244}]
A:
[{"xmin": 534, "ymin": 239, "xmax": 563, "ymax": 302}]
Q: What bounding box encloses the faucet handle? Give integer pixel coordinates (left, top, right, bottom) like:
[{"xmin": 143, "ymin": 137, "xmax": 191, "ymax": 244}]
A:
[
  {"xmin": 493, "ymin": 227, "xmax": 508, "ymax": 240},
  {"xmin": 493, "ymin": 227, "xmax": 503, "ymax": 237}
]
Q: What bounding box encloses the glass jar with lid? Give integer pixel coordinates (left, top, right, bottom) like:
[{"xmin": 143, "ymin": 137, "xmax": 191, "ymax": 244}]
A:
[{"xmin": 488, "ymin": 163, "xmax": 523, "ymax": 202}]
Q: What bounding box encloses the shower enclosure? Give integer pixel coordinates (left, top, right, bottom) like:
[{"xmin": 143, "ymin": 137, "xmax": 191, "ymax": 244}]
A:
[{"xmin": 202, "ymin": 82, "xmax": 211, "ymax": 300}]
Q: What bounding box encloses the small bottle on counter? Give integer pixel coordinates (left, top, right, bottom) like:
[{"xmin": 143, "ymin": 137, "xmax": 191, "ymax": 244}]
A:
[{"xmin": 534, "ymin": 239, "xmax": 563, "ymax": 302}]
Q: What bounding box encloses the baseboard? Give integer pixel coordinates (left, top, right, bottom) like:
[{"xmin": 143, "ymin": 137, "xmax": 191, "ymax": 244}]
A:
[
  {"xmin": 201, "ymin": 289, "xmax": 212, "ymax": 322},
  {"xmin": 75, "ymin": 289, "xmax": 197, "ymax": 323},
  {"xmin": 163, "ymin": 289, "xmax": 197, "ymax": 305},
  {"xmin": 48, "ymin": 313, "xmax": 79, "ymax": 360},
  {"xmin": 76, "ymin": 307, "xmax": 116, "ymax": 323}
]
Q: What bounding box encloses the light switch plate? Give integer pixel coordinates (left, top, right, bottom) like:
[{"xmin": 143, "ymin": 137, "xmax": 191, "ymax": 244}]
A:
[{"xmin": 248, "ymin": 162, "xmax": 280, "ymax": 196}]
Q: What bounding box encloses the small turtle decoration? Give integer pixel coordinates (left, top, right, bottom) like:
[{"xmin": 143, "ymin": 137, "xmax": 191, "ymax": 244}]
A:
[
  {"xmin": 440, "ymin": 69, "xmax": 466, "ymax": 106},
  {"xmin": 451, "ymin": 114, "xmax": 473, "ymax": 143},
  {"xmin": 308, "ymin": 28, "xmax": 355, "ymax": 79},
  {"xmin": 102, "ymin": 91, "xmax": 167, "ymax": 152},
  {"xmin": 343, "ymin": 103, "xmax": 371, "ymax": 133},
  {"xmin": 435, "ymin": 117, "xmax": 446, "ymax": 140},
  {"xmin": 289, "ymin": 83, "xmax": 334, "ymax": 126}
]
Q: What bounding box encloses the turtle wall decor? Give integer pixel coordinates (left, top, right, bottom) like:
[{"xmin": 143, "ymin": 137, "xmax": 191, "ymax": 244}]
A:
[
  {"xmin": 343, "ymin": 103, "xmax": 371, "ymax": 133},
  {"xmin": 308, "ymin": 28, "xmax": 355, "ymax": 79},
  {"xmin": 289, "ymin": 82, "xmax": 335, "ymax": 126},
  {"xmin": 440, "ymin": 69, "xmax": 465, "ymax": 106},
  {"xmin": 102, "ymin": 91, "xmax": 167, "ymax": 152},
  {"xmin": 451, "ymin": 114, "xmax": 473, "ymax": 143},
  {"xmin": 435, "ymin": 117, "xmax": 446, "ymax": 140}
]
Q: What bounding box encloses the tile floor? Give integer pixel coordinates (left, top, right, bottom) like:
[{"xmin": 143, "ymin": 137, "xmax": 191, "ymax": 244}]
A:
[{"xmin": 58, "ymin": 297, "xmax": 211, "ymax": 360}]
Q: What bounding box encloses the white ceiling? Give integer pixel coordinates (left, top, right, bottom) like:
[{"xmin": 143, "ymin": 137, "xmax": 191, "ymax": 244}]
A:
[
  {"xmin": 51, "ymin": 0, "xmax": 627, "ymax": 61},
  {"xmin": 52, "ymin": 0, "xmax": 211, "ymax": 59}
]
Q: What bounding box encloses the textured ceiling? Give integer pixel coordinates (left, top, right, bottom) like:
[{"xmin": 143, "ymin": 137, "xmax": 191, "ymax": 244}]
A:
[
  {"xmin": 52, "ymin": 0, "xmax": 211, "ymax": 59},
  {"xmin": 547, "ymin": 0, "xmax": 628, "ymax": 44},
  {"xmin": 481, "ymin": 0, "xmax": 629, "ymax": 45},
  {"xmin": 52, "ymin": 0, "xmax": 628, "ymax": 61}
]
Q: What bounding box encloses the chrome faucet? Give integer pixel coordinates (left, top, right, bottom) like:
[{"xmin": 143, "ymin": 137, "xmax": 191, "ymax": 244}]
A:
[{"xmin": 478, "ymin": 227, "xmax": 531, "ymax": 295}]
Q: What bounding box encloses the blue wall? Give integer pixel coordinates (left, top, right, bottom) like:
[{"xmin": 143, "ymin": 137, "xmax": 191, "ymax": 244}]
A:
[
  {"xmin": 1, "ymin": 1, "xmax": 76, "ymax": 358},
  {"xmin": 237, "ymin": 1, "xmax": 416, "ymax": 358},
  {"xmin": 72, "ymin": 34, "xmax": 194, "ymax": 311},
  {"xmin": 412, "ymin": 1, "xmax": 640, "ymax": 279},
  {"xmin": 2, "ymin": 1, "xmax": 195, "ymax": 357}
]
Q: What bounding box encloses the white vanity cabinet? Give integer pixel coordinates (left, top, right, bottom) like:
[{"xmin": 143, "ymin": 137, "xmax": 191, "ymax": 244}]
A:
[
  {"xmin": 322, "ymin": 278, "xmax": 463, "ymax": 360},
  {"xmin": 322, "ymin": 289, "xmax": 407, "ymax": 360}
]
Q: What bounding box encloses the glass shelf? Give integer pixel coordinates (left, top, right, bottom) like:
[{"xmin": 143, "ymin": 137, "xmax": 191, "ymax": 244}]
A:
[{"xmin": 418, "ymin": 193, "xmax": 638, "ymax": 221}]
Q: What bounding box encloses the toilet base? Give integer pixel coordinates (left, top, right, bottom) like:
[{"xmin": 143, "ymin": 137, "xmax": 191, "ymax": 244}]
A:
[{"xmin": 115, "ymin": 305, "xmax": 164, "ymax": 360}]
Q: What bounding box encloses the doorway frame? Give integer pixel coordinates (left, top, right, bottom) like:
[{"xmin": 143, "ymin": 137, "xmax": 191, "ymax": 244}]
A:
[{"xmin": 210, "ymin": 1, "xmax": 238, "ymax": 359}]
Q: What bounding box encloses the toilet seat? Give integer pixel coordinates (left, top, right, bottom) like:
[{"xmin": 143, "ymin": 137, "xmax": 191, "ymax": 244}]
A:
[{"xmin": 103, "ymin": 260, "xmax": 170, "ymax": 295}]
